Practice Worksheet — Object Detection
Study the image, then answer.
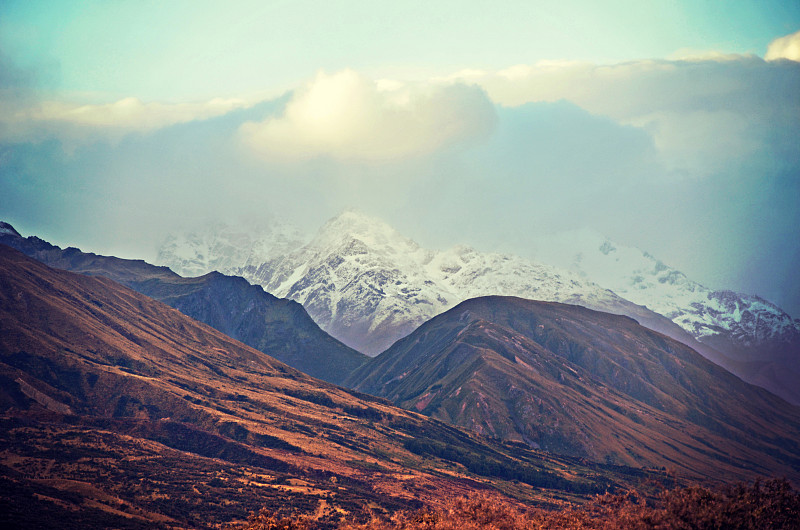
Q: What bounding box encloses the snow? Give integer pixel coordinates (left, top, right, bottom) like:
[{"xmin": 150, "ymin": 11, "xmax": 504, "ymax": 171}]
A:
[
  {"xmin": 529, "ymin": 228, "xmax": 800, "ymax": 345},
  {"xmin": 156, "ymin": 211, "xmax": 800, "ymax": 353},
  {"xmin": 197, "ymin": 212, "xmax": 664, "ymax": 352},
  {"xmin": 155, "ymin": 219, "xmax": 308, "ymax": 277}
]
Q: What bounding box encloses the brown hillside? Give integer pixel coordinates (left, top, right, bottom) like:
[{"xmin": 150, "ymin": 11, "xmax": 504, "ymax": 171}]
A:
[
  {"xmin": 0, "ymin": 246, "xmax": 658, "ymax": 528},
  {"xmin": 350, "ymin": 296, "xmax": 800, "ymax": 483}
]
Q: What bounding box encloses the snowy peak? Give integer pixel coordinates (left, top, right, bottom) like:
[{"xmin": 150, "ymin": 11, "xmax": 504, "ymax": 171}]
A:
[
  {"xmin": 309, "ymin": 210, "xmax": 422, "ymax": 257},
  {"xmin": 531, "ymin": 229, "xmax": 800, "ymax": 348},
  {"xmin": 233, "ymin": 212, "xmax": 447, "ymax": 354},
  {"xmin": 697, "ymin": 290, "xmax": 799, "ymax": 348},
  {"xmin": 231, "ymin": 213, "xmax": 666, "ymax": 355}
]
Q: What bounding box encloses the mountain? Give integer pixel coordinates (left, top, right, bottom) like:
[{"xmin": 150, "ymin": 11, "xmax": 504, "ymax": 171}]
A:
[
  {"xmin": 155, "ymin": 212, "xmax": 799, "ymax": 404},
  {"xmin": 0, "ymin": 222, "xmax": 365, "ymax": 385},
  {"xmin": 348, "ymin": 296, "xmax": 800, "ymax": 483},
  {"xmin": 0, "ymin": 246, "xmax": 655, "ymax": 527},
  {"xmin": 227, "ymin": 212, "xmax": 690, "ymax": 356},
  {"xmin": 530, "ymin": 229, "xmax": 800, "ymax": 405}
]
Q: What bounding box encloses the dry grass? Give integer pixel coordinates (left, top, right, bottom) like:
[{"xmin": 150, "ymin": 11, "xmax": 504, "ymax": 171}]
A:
[{"xmin": 235, "ymin": 478, "xmax": 800, "ymax": 530}]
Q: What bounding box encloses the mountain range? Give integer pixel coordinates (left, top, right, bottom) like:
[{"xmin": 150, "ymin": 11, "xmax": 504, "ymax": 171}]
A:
[
  {"xmin": 0, "ymin": 222, "xmax": 366, "ymax": 385},
  {"xmin": 156, "ymin": 211, "xmax": 800, "ymax": 404},
  {"xmin": 3, "ymin": 220, "xmax": 800, "ymax": 526},
  {"xmin": 2, "ymin": 245, "xmax": 650, "ymax": 527},
  {"xmin": 530, "ymin": 229, "xmax": 800, "ymax": 392}
]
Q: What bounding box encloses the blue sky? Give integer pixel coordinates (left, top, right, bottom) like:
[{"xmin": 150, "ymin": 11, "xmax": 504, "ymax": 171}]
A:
[
  {"xmin": 3, "ymin": 0, "xmax": 799, "ymax": 100},
  {"xmin": 1, "ymin": 1, "xmax": 799, "ymax": 316}
]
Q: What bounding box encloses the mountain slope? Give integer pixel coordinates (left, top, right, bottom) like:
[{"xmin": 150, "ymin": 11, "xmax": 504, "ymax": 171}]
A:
[
  {"xmin": 0, "ymin": 246, "xmax": 648, "ymax": 527},
  {"xmin": 0, "ymin": 222, "xmax": 366, "ymax": 384},
  {"xmin": 156, "ymin": 219, "xmax": 306, "ymax": 278},
  {"xmin": 348, "ymin": 296, "xmax": 800, "ymax": 483}
]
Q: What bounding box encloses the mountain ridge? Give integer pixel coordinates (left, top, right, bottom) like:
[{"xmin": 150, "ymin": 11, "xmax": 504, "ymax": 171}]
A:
[
  {"xmin": 234, "ymin": 212, "xmax": 692, "ymax": 354},
  {"xmin": 154, "ymin": 212, "xmax": 799, "ymax": 404},
  {"xmin": 531, "ymin": 228, "xmax": 800, "ymax": 350},
  {"xmin": 0, "ymin": 222, "xmax": 366, "ymax": 384},
  {"xmin": 348, "ymin": 295, "xmax": 800, "ymax": 482}
]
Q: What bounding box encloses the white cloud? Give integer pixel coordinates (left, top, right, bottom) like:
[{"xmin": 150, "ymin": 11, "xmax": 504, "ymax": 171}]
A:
[
  {"xmin": 0, "ymin": 96, "xmax": 249, "ymax": 148},
  {"xmin": 667, "ymin": 49, "xmax": 757, "ymax": 62},
  {"xmin": 448, "ymin": 55, "xmax": 800, "ymax": 178},
  {"xmin": 36, "ymin": 97, "xmax": 247, "ymax": 128},
  {"xmin": 239, "ymin": 70, "xmax": 495, "ymax": 162},
  {"xmin": 766, "ymin": 29, "xmax": 800, "ymax": 62}
]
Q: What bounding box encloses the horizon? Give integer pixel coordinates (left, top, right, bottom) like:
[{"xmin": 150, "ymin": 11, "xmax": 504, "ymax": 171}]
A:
[{"xmin": 1, "ymin": 1, "xmax": 799, "ymax": 316}]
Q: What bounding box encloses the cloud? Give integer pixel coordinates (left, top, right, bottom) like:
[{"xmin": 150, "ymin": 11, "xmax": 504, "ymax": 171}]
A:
[
  {"xmin": 2, "ymin": 58, "xmax": 798, "ymax": 317},
  {"xmin": 0, "ymin": 95, "xmax": 249, "ymax": 149},
  {"xmin": 766, "ymin": 29, "xmax": 800, "ymax": 62},
  {"xmin": 422, "ymin": 55, "xmax": 799, "ymax": 316},
  {"xmin": 0, "ymin": 50, "xmax": 34, "ymax": 92},
  {"xmin": 33, "ymin": 97, "xmax": 248, "ymax": 129},
  {"xmin": 447, "ymin": 55, "xmax": 800, "ymax": 178},
  {"xmin": 239, "ymin": 70, "xmax": 496, "ymax": 162}
]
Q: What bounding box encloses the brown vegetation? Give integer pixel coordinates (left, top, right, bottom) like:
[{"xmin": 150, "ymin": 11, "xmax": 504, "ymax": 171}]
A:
[{"xmin": 235, "ymin": 478, "xmax": 800, "ymax": 530}]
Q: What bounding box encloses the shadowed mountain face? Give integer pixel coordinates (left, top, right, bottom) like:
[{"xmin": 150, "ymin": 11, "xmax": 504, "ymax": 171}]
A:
[
  {"xmin": 0, "ymin": 222, "xmax": 366, "ymax": 385},
  {"xmin": 0, "ymin": 247, "xmax": 656, "ymax": 527},
  {"xmin": 348, "ymin": 296, "xmax": 800, "ymax": 483}
]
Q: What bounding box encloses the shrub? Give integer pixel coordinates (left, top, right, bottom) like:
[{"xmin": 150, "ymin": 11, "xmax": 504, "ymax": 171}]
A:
[
  {"xmin": 230, "ymin": 508, "xmax": 310, "ymax": 530},
  {"xmin": 237, "ymin": 478, "xmax": 800, "ymax": 530}
]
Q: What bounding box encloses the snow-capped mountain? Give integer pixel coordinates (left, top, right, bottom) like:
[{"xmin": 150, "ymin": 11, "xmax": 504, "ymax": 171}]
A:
[
  {"xmin": 156, "ymin": 219, "xmax": 307, "ymax": 278},
  {"xmin": 155, "ymin": 211, "xmax": 800, "ymax": 404},
  {"xmin": 229, "ymin": 211, "xmax": 688, "ymax": 356},
  {"xmin": 530, "ymin": 229, "xmax": 800, "ymax": 359}
]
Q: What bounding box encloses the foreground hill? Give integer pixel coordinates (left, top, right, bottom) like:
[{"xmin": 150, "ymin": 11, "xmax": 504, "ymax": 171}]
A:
[
  {"xmin": 0, "ymin": 222, "xmax": 366, "ymax": 384},
  {"xmin": 0, "ymin": 246, "xmax": 653, "ymax": 527},
  {"xmin": 349, "ymin": 296, "xmax": 800, "ymax": 483}
]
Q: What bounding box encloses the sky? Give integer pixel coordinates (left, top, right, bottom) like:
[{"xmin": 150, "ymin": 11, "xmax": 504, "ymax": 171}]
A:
[{"xmin": 1, "ymin": 1, "xmax": 799, "ymax": 316}]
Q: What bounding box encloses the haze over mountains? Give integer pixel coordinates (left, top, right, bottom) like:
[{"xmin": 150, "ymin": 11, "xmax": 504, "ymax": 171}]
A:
[
  {"xmin": 157, "ymin": 219, "xmax": 307, "ymax": 279},
  {"xmin": 155, "ymin": 211, "xmax": 800, "ymax": 405}
]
